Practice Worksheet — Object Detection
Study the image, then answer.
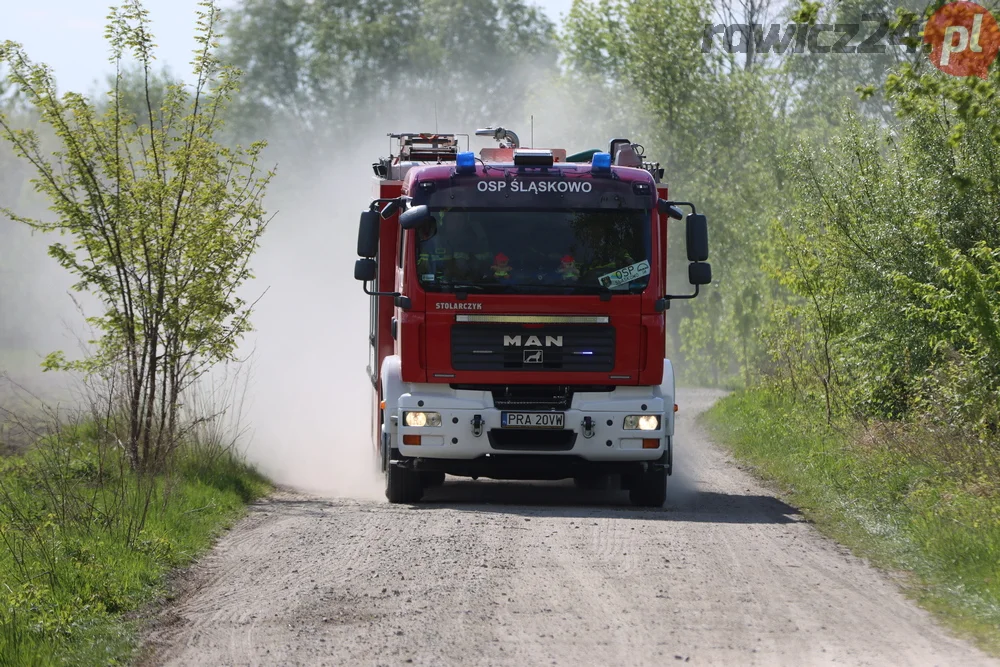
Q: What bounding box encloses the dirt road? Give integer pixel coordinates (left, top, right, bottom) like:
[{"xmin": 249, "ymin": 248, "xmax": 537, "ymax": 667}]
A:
[{"xmin": 143, "ymin": 389, "xmax": 996, "ymax": 666}]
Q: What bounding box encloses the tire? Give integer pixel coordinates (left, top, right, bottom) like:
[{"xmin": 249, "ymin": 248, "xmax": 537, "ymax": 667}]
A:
[
  {"xmin": 386, "ymin": 455, "xmax": 423, "ymax": 504},
  {"xmin": 628, "ymin": 467, "xmax": 667, "ymax": 507},
  {"xmin": 573, "ymin": 474, "xmax": 609, "ymax": 490},
  {"xmin": 421, "ymin": 471, "xmax": 446, "ymax": 488}
]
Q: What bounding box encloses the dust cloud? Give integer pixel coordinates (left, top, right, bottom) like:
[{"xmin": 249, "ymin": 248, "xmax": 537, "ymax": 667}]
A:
[
  {"xmin": 666, "ymin": 418, "xmax": 715, "ymax": 509},
  {"xmin": 237, "ymin": 151, "xmax": 384, "ymax": 500},
  {"xmin": 0, "ymin": 190, "xmax": 87, "ymax": 407}
]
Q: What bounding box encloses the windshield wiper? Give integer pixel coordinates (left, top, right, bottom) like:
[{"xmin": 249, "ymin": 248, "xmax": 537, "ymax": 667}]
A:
[{"xmin": 437, "ymin": 282, "xmax": 489, "ymax": 292}]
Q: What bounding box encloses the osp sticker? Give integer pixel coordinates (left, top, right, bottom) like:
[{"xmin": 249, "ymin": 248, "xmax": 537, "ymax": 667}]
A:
[
  {"xmin": 599, "ymin": 261, "xmax": 650, "ymax": 289},
  {"xmin": 476, "ymin": 180, "xmax": 593, "ymax": 194},
  {"xmin": 924, "ymin": 1, "xmax": 1000, "ymax": 79}
]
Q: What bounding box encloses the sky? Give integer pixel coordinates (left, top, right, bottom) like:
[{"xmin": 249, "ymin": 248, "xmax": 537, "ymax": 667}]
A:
[{"xmin": 3, "ymin": 0, "xmax": 576, "ymax": 94}]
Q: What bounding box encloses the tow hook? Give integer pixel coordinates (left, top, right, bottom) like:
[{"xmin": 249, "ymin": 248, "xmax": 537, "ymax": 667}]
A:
[
  {"xmin": 582, "ymin": 416, "xmax": 595, "ymax": 439},
  {"xmin": 471, "ymin": 414, "xmax": 484, "ymax": 437}
]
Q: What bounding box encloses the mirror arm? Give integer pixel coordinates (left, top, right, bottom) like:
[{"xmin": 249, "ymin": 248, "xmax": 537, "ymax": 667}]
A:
[
  {"xmin": 362, "ymin": 283, "xmax": 411, "ymax": 309},
  {"xmin": 655, "ymin": 284, "xmax": 700, "ymax": 312},
  {"xmin": 369, "ymin": 197, "xmax": 404, "ymax": 209},
  {"xmin": 665, "ymin": 201, "xmax": 697, "ymax": 215},
  {"xmin": 362, "ymin": 281, "xmax": 400, "ymax": 298},
  {"xmin": 369, "ymin": 197, "xmax": 410, "ymax": 215},
  {"xmin": 376, "ymin": 196, "xmax": 412, "ymax": 219}
]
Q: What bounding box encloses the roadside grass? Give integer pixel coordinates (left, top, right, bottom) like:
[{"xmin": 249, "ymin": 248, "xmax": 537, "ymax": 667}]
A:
[
  {"xmin": 703, "ymin": 388, "xmax": 1000, "ymax": 655},
  {"xmin": 0, "ymin": 427, "xmax": 270, "ymax": 665}
]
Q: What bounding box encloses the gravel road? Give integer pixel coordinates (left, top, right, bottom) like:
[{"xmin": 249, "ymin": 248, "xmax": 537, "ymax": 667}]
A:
[{"xmin": 143, "ymin": 389, "xmax": 996, "ymax": 666}]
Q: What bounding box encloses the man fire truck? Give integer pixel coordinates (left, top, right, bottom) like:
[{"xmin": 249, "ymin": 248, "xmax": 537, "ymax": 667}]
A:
[{"xmin": 354, "ymin": 128, "xmax": 711, "ymax": 506}]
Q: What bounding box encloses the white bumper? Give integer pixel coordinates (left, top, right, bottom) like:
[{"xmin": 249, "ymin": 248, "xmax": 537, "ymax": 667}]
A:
[{"xmin": 380, "ymin": 357, "xmax": 676, "ymax": 462}]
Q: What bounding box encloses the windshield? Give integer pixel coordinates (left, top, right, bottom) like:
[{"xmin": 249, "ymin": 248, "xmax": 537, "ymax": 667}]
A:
[{"xmin": 416, "ymin": 209, "xmax": 651, "ymax": 295}]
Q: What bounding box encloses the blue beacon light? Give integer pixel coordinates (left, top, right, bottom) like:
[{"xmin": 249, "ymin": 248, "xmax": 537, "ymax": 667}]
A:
[
  {"xmin": 456, "ymin": 151, "xmax": 476, "ymax": 174},
  {"xmin": 591, "ymin": 152, "xmax": 612, "ymax": 173}
]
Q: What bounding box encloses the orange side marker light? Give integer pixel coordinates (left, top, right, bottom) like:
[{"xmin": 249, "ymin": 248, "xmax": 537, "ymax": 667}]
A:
[
  {"xmin": 402, "ymin": 435, "xmax": 421, "ymax": 446},
  {"xmin": 642, "ymin": 439, "xmax": 659, "ymax": 449}
]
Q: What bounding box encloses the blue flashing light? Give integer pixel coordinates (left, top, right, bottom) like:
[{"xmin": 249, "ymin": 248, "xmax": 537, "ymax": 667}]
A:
[
  {"xmin": 456, "ymin": 151, "xmax": 476, "ymax": 174},
  {"xmin": 591, "ymin": 151, "xmax": 612, "ymax": 173}
]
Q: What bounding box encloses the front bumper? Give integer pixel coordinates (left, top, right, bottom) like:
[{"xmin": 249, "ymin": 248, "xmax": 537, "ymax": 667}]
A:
[{"xmin": 393, "ymin": 385, "xmax": 671, "ymax": 463}]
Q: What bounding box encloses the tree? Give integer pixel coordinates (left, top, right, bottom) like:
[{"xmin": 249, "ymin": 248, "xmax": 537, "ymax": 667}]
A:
[
  {"xmin": 0, "ymin": 0, "xmax": 274, "ymax": 470},
  {"xmin": 714, "ymin": 0, "xmax": 780, "ymax": 72},
  {"xmin": 777, "ymin": 0, "xmax": 927, "ymax": 129},
  {"xmin": 221, "ymin": 0, "xmax": 557, "ymax": 151},
  {"xmin": 562, "ymin": 0, "xmax": 713, "ymax": 131}
]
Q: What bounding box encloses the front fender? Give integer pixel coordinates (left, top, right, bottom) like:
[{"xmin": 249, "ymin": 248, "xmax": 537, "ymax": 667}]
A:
[{"xmin": 380, "ymin": 355, "xmax": 405, "ymax": 447}]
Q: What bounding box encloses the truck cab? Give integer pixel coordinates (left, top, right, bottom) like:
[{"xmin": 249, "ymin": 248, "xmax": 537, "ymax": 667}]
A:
[{"xmin": 354, "ymin": 129, "xmax": 710, "ymax": 505}]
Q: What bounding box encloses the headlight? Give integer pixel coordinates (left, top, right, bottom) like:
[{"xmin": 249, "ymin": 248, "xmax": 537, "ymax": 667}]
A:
[
  {"xmin": 624, "ymin": 414, "xmax": 660, "ymax": 431},
  {"xmin": 404, "ymin": 411, "xmax": 441, "ymax": 427}
]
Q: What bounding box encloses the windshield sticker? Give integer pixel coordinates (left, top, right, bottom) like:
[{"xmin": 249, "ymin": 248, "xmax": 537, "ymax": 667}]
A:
[
  {"xmin": 599, "ymin": 261, "xmax": 651, "ymax": 289},
  {"xmin": 421, "ymin": 273, "xmax": 435, "ymax": 282}
]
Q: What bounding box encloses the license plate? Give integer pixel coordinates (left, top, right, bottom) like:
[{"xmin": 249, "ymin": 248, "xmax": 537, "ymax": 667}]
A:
[{"xmin": 501, "ymin": 412, "xmax": 565, "ymax": 429}]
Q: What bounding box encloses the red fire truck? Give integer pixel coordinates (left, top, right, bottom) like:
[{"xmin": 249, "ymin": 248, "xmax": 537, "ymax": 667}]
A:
[{"xmin": 354, "ymin": 128, "xmax": 711, "ymax": 506}]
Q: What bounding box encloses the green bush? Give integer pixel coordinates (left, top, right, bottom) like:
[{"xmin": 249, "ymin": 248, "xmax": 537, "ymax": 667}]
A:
[{"xmin": 0, "ymin": 429, "xmax": 269, "ymax": 665}]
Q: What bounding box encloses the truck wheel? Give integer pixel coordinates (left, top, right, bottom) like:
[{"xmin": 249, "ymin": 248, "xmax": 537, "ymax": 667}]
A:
[
  {"xmin": 628, "ymin": 468, "xmax": 667, "ymax": 507},
  {"xmin": 573, "ymin": 474, "xmax": 609, "ymax": 490},
  {"xmin": 421, "ymin": 471, "xmax": 446, "ymax": 488},
  {"xmin": 386, "ymin": 458, "xmax": 423, "ymax": 504}
]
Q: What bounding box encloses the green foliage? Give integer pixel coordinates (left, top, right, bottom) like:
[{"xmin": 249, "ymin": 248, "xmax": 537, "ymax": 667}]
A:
[
  {"xmin": 789, "ymin": 0, "xmax": 821, "ymax": 24},
  {"xmin": 222, "ymin": 0, "xmax": 557, "ymax": 149},
  {"xmin": 780, "ymin": 0, "xmax": 928, "ymax": 124},
  {"xmin": 767, "ymin": 58, "xmax": 1000, "ymax": 435},
  {"xmin": 99, "ymin": 62, "xmax": 182, "ymax": 129},
  {"xmin": 705, "ymin": 388, "xmax": 1000, "ymax": 653},
  {"xmin": 0, "ymin": 1, "xmax": 274, "ymax": 470},
  {"xmin": 562, "ymin": 0, "xmax": 711, "ymax": 125},
  {"xmin": 895, "ymin": 229, "xmax": 1000, "ymax": 437},
  {"xmin": 0, "ymin": 426, "xmax": 269, "ymax": 665}
]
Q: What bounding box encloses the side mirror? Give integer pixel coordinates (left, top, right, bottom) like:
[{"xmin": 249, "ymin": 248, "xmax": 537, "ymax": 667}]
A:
[
  {"xmin": 689, "ymin": 262, "xmax": 712, "ymax": 285},
  {"xmin": 686, "ymin": 213, "xmax": 708, "ymax": 262},
  {"xmin": 399, "ymin": 204, "xmax": 432, "ymax": 230},
  {"xmin": 354, "ymin": 258, "xmax": 377, "ymax": 282},
  {"xmin": 357, "ymin": 211, "xmax": 380, "ymax": 258}
]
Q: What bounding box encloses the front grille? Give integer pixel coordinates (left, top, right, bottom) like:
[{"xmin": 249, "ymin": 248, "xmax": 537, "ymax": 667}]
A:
[
  {"xmin": 487, "ymin": 429, "xmax": 577, "ymax": 451},
  {"xmin": 451, "ymin": 324, "xmax": 615, "ymax": 372},
  {"xmin": 493, "ymin": 385, "xmax": 570, "ymax": 410}
]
